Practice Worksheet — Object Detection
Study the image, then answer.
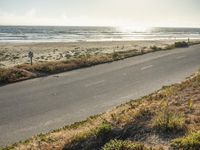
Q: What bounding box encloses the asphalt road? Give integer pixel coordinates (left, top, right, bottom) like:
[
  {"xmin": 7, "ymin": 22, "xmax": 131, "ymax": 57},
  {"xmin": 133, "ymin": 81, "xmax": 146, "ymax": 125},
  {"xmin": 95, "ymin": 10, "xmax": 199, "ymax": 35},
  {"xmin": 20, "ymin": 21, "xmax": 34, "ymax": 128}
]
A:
[{"xmin": 0, "ymin": 45, "xmax": 200, "ymax": 147}]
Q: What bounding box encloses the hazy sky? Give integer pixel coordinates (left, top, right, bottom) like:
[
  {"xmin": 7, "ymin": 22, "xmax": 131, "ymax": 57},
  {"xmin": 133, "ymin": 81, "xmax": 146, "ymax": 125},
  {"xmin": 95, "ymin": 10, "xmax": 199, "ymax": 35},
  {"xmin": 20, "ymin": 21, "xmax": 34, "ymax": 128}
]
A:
[{"xmin": 0, "ymin": 0, "xmax": 200, "ymax": 27}]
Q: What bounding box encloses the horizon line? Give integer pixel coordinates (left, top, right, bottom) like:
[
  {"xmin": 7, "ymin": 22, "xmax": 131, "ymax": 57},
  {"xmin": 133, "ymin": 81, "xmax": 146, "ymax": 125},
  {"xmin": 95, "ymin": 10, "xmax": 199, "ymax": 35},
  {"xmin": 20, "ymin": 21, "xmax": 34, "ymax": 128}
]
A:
[{"xmin": 0, "ymin": 24, "xmax": 200, "ymax": 29}]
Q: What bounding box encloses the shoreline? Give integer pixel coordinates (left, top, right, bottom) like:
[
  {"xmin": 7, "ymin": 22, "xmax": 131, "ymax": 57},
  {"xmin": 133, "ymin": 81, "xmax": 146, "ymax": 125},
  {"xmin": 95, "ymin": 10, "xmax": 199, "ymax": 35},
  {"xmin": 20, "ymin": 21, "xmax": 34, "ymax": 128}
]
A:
[{"xmin": 0, "ymin": 37, "xmax": 198, "ymax": 44}]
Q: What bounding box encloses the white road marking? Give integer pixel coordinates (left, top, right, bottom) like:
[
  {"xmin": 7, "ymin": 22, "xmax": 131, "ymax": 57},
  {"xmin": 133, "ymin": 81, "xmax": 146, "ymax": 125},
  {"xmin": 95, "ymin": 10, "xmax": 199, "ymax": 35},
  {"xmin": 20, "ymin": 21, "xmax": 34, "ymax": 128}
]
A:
[
  {"xmin": 141, "ymin": 65, "xmax": 153, "ymax": 70},
  {"xmin": 121, "ymin": 95, "xmax": 133, "ymax": 99},
  {"xmin": 176, "ymin": 55, "xmax": 186, "ymax": 59},
  {"xmin": 85, "ymin": 80, "xmax": 105, "ymax": 87}
]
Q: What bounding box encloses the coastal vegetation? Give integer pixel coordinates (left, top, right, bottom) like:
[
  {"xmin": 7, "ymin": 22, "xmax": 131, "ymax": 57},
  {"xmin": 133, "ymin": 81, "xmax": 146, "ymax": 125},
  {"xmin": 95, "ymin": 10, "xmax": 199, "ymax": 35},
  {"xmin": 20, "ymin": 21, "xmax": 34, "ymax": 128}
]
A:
[{"xmin": 174, "ymin": 41, "xmax": 189, "ymax": 48}]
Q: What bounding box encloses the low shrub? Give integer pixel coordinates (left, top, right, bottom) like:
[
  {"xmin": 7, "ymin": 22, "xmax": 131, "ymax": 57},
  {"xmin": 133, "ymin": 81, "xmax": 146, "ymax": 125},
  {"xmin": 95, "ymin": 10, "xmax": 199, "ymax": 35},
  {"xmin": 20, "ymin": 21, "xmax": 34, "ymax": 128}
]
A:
[
  {"xmin": 170, "ymin": 131, "xmax": 200, "ymax": 149},
  {"xmin": 152, "ymin": 102, "xmax": 185, "ymax": 132},
  {"xmin": 64, "ymin": 123, "xmax": 112, "ymax": 150},
  {"xmin": 69, "ymin": 123, "xmax": 112, "ymax": 144},
  {"xmin": 102, "ymin": 140, "xmax": 147, "ymax": 150},
  {"xmin": 95, "ymin": 123, "xmax": 112, "ymax": 136},
  {"xmin": 174, "ymin": 41, "xmax": 189, "ymax": 48},
  {"xmin": 0, "ymin": 68, "xmax": 33, "ymax": 83},
  {"xmin": 112, "ymin": 52, "xmax": 120, "ymax": 60},
  {"xmin": 150, "ymin": 46, "xmax": 162, "ymax": 51}
]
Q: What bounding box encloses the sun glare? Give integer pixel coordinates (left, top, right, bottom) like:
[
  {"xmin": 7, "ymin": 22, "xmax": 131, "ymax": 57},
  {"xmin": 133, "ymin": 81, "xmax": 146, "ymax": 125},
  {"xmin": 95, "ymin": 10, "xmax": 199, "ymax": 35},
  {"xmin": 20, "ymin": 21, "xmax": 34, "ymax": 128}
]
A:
[{"xmin": 117, "ymin": 26, "xmax": 151, "ymax": 33}]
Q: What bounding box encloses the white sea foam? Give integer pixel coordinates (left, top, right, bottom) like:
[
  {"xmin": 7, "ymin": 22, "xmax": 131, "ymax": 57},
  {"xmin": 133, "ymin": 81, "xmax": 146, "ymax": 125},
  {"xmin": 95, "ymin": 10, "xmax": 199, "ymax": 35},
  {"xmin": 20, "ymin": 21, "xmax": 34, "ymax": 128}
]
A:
[{"xmin": 0, "ymin": 26, "xmax": 200, "ymax": 43}]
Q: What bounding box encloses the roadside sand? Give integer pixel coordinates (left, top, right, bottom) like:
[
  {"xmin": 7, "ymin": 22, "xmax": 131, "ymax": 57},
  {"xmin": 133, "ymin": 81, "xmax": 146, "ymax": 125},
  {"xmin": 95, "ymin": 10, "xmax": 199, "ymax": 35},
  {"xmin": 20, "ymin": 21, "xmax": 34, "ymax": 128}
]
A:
[{"xmin": 0, "ymin": 39, "xmax": 196, "ymax": 68}]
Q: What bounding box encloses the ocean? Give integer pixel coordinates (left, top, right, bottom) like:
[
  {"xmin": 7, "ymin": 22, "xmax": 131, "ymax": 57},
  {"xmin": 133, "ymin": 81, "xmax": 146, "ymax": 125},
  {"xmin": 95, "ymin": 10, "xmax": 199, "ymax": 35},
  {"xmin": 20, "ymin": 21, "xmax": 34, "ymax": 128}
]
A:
[{"xmin": 0, "ymin": 26, "xmax": 200, "ymax": 43}]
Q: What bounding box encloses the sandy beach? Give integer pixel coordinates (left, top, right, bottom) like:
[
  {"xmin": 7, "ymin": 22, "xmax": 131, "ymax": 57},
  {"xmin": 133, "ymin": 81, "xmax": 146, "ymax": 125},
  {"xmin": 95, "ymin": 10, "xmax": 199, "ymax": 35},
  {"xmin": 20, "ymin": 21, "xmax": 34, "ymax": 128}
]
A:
[{"xmin": 0, "ymin": 39, "xmax": 198, "ymax": 68}]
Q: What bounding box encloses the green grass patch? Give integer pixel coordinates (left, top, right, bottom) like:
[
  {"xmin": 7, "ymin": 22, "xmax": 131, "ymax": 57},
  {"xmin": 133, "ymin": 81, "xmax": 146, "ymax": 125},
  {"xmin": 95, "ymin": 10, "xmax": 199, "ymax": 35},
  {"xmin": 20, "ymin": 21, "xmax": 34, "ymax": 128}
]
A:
[
  {"xmin": 63, "ymin": 122, "xmax": 113, "ymax": 149},
  {"xmin": 102, "ymin": 140, "xmax": 147, "ymax": 150},
  {"xmin": 73, "ymin": 123, "xmax": 112, "ymax": 142},
  {"xmin": 171, "ymin": 131, "xmax": 200, "ymax": 149},
  {"xmin": 152, "ymin": 101, "xmax": 185, "ymax": 132}
]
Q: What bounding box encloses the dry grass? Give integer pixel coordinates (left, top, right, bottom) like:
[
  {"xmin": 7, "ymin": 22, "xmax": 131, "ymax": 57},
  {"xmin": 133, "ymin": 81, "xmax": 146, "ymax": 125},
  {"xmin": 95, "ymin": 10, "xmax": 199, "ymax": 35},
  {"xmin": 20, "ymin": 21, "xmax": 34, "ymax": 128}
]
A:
[
  {"xmin": 0, "ymin": 68, "xmax": 34, "ymax": 83},
  {"xmin": 0, "ymin": 50, "xmax": 146, "ymax": 84},
  {"xmin": 0, "ymin": 54, "xmax": 113, "ymax": 84},
  {"xmin": 152, "ymin": 100, "xmax": 186, "ymax": 132},
  {"xmin": 18, "ymin": 54, "xmax": 113, "ymax": 73},
  {"xmin": 102, "ymin": 140, "xmax": 148, "ymax": 150},
  {"xmin": 3, "ymin": 116, "xmax": 106, "ymax": 150}
]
